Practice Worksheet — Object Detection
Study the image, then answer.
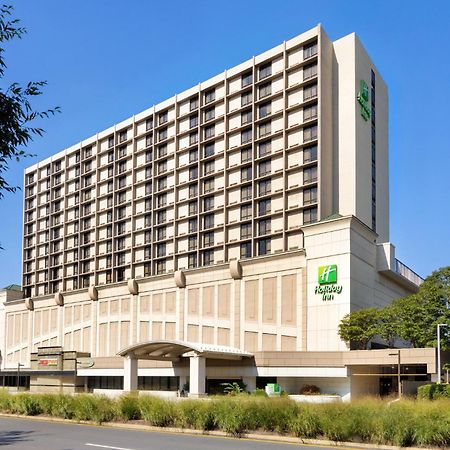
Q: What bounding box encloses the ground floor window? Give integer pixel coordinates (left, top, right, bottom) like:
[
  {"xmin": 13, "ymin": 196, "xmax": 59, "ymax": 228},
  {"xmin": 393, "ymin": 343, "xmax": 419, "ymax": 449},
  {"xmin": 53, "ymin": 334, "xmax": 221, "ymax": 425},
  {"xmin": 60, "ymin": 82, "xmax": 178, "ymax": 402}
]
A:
[
  {"xmin": 138, "ymin": 376, "xmax": 179, "ymax": 391},
  {"xmin": 0, "ymin": 375, "xmax": 30, "ymax": 388},
  {"xmin": 87, "ymin": 376, "xmax": 123, "ymax": 390}
]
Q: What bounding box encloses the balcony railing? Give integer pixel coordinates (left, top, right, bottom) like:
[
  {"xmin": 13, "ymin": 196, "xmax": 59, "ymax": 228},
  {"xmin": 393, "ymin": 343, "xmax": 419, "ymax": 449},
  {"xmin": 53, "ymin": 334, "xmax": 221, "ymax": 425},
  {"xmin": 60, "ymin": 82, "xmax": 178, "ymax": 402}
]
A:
[{"xmin": 395, "ymin": 259, "xmax": 424, "ymax": 286}]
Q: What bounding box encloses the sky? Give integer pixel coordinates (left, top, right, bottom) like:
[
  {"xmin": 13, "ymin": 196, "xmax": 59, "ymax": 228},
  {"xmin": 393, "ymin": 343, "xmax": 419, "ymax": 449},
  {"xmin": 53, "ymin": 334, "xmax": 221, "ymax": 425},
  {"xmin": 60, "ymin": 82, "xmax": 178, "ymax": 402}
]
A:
[{"xmin": 0, "ymin": 0, "xmax": 449, "ymax": 287}]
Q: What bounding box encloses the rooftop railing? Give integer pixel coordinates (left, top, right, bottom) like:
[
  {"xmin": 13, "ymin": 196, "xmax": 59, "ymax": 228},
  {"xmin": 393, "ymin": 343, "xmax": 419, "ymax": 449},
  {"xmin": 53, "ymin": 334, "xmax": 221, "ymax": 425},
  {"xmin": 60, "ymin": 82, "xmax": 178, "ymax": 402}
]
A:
[{"xmin": 395, "ymin": 259, "xmax": 424, "ymax": 286}]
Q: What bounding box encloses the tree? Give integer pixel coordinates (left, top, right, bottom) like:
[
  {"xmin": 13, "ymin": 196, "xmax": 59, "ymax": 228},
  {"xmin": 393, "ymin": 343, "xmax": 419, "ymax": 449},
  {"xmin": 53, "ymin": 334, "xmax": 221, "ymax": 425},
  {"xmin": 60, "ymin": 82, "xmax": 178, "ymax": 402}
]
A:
[
  {"xmin": 338, "ymin": 308, "xmax": 380, "ymax": 350},
  {"xmin": 0, "ymin": 5, "xmax": 60, "ymax": 199},
  {"xmin": 378, "ymin": 304, "xmax": 401, "ymax": 348}
]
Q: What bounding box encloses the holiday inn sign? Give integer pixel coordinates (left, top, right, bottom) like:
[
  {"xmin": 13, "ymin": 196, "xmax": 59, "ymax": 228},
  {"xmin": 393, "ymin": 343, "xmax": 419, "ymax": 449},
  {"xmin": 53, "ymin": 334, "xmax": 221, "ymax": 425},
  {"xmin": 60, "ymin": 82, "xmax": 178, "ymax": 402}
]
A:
[{"xmin": 315, "ymin": 264, "xmax": 343, "ymax": 301}]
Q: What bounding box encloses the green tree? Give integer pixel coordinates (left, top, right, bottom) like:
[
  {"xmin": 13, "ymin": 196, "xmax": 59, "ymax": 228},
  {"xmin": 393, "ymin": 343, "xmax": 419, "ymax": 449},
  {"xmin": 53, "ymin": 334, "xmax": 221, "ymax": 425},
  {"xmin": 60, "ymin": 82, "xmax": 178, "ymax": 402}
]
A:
[
  {"xmin": 378, "ymin": 304, "xmax": 400, "ymax": 348},
  {"xmin": 0, "ymin": 5, "xmax": 59, "ymax": 199},
  {"xmin": 338, "ymin": 308, "xmax": 380, "ymax": 350}
]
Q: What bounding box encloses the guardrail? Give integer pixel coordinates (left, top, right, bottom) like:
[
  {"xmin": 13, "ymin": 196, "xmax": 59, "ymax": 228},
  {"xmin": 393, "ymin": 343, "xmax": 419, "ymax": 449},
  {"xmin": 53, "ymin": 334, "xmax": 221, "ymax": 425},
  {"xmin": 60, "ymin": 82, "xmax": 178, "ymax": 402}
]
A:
[{"xmin": 395, "ymin": 259, "xmax": 424, "ymax": 286}]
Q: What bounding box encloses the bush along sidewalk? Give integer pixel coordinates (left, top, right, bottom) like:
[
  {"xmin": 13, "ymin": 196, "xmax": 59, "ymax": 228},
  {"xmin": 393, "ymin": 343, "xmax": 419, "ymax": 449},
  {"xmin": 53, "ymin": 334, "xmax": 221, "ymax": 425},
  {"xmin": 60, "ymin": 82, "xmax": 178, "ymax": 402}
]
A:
[{"xmin": 2, "ymin": 391, "xmax": 450, "ymax": 447}]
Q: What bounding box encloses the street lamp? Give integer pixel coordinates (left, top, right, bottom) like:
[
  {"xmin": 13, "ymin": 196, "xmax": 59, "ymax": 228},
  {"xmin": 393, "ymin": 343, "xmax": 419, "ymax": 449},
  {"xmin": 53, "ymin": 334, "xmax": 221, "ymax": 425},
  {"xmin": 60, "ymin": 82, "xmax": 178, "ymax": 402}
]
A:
[
  {"xmin": 389, "ymin": 350, "xmax": 401, "ymax": 398},
  {"xmin": 437, "ymin": 324, "xmax": 449, "ymax": 383},
  {"xmin": 16, "ymin": 362, "xmax": 24, "ymax": 391}
]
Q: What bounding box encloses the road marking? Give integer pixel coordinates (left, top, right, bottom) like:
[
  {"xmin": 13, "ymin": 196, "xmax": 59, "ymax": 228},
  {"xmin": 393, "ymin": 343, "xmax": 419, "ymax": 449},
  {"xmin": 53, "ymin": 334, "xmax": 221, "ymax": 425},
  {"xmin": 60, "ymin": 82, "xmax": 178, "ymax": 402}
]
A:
[{"xmin": 85, "ymin": 444, "xmax": 137, "ymax": 450}]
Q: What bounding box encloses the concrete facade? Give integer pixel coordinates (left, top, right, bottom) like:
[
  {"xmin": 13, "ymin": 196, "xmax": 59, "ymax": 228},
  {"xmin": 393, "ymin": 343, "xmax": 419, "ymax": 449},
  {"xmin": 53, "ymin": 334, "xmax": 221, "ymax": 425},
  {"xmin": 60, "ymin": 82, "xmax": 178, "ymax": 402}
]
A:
[{"xmin": 0, "ymin": 26, "xmax": 429, "ymax": 399}]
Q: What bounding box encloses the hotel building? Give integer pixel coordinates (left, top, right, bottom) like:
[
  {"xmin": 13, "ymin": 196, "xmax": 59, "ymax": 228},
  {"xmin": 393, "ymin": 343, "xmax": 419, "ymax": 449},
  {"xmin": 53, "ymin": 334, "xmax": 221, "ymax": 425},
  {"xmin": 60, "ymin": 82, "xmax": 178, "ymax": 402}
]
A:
[{"xmin": 0, "ymin": 25, "xmax": 432, "ymax": 399}]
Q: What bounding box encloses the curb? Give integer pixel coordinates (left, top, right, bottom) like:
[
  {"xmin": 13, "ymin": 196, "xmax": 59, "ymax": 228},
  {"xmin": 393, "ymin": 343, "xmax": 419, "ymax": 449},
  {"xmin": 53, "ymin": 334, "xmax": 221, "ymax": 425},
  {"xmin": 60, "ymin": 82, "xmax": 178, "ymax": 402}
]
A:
[{"xmin": 0, "ymin": 413, "xmax": 439, "ymax": 450}]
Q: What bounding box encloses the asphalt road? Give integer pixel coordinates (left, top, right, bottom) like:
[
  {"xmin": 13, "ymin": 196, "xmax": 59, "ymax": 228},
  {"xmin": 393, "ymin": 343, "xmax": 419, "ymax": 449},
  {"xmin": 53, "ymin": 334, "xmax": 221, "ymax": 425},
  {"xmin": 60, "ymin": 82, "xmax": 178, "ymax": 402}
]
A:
[{"xmin": 0, "ymin": 416, "xmax": 358, "ymax": 450}]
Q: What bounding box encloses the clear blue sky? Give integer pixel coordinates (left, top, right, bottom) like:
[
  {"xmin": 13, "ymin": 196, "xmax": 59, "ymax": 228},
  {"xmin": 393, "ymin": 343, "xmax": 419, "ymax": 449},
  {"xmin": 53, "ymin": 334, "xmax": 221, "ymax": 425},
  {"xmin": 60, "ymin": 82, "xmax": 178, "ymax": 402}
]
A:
[{"xmin": 1, "ymin": 0, "xmax": 449, "ymax": 287}]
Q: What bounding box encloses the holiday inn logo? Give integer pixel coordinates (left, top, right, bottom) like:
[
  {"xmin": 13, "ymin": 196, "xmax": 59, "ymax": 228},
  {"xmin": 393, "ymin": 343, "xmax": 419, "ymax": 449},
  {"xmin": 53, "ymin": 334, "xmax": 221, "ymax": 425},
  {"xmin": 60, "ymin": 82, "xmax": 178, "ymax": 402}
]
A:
[
  {"xmin": 315, "ymin": 264, "xmax": 343, "ymax": 301},
  {"xmin": 318, "ymin": 264, "xmax": 337, "ymax": 285}
]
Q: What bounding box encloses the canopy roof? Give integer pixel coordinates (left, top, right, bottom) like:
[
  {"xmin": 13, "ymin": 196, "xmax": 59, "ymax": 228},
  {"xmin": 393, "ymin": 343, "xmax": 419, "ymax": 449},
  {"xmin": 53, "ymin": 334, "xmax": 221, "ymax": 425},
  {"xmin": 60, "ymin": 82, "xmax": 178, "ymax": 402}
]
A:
[{"xmin": 117, "ymin": 340, "xmax": 253, "ymax": 361}]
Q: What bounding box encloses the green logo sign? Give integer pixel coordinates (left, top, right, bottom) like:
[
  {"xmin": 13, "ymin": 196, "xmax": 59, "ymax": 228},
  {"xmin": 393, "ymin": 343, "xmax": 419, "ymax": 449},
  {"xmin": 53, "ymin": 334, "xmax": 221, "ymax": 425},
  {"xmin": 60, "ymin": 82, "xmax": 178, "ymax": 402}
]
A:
[
  {"xmin": 357, "ymin": 80, "xmax": 371, "ymax": 121},
  {"xmin": 318, "ymin": 265, "xmax": 337, "ymax": 284},
  {"xmin": 315, "ymin": 264, "xmax": 343, "ymax": 301}
]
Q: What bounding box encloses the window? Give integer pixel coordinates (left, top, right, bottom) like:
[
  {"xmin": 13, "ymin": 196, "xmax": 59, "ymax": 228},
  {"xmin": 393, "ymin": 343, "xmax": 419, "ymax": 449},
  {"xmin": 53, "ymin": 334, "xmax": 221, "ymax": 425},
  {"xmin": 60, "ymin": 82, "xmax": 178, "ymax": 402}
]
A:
[
  {"xmin": 242, "ymin": 72, "xmax": 252, "ymax": 87},
  {"xmin": 189, "ymin": 115, "xmax": 198, "ymax": 129},
  {"xmin": 144, "ymin": 215, "xmax": 152, "ymax": 228},
  {"xmin": 258, "ymin": 160, "xmax": 271, "ymax": 177},
  {"xmin": 155, "ymin": 260, "xmax": 166, "ymax": 274},
  {"xmin": 189, "ymin": 148, "xmax": 198, "ymax": 163},
  {"xmin": 258, "ymin": 140, "xmax": 271, "ymax": 157},
  {"xmin": 157, "ymin": 193, "xmax": 167, "ymax": 208},
  {"xmin": 303, "ymin": 64, "xmax": 317, "ymax": 81},
  {"xmin": 258, "ymin": 219, "xmax": 271, "ymax": 235},
  {"xmin": 117, "ymin": 192, "xmax": 126, "ymax": 205},
  {"xmin": 304, "ymin": 42, "xmax": 318, "ymax": 59},
  {"xmin": 259, "ymin": 102, "xmax": 271, "ymax": 119},
  {"xmin": 241, "ymin": 166, "xmax": 252, "ymax": 182},
  {"xmin": 204, "ymin": 161, "xmax": 214, "ymax": 175},
  {"xmin": 203, "ymin": 196, "xmax": 214, "ymax": 211},
  {"xmin": 204, "ymin": 143, "xmax": 214, "ymax": 158},
  {"xmin": 54, "ymin": 160, "xmax": 62, "ymax": 171},
  {"xmin": 158, "ymin": 144, "xmax": 168, "ymax": 158},
  {"xmin": 108, "ymin": 166, "xmax": 114, "ymax": 178},
  {"xmin": 303, "ymin": 125, "xmax": 318, "ymax": 142},
  {"xmin": 240, "ymin": 223, "xmax": 252, "ymax": 239},
  {"xmin": 145, "ymin": 135, "xmax": 153, "ymax": 147},
  {"xmin": 145, "ymin": 166, "xmax": 152, "ymax": 179},
  {"xmin": 303, "ymin": 104, "xmax": 318, "ymax": 121},
  {"xmin": 203, "ymin": 178, "xmax": 214, "ymax": 193},
  {"xmin": 116, "ymin": 268, "xmax": 125, "ymax": 281},
  {"xmin": 157, "ymin": 177, "xmax": 167, "ymax": 191},
  {"xmin": 258, "ymin": 179, "xmax": 271, "ymax": 196},
  {"xmin": 258, "ymin": 199, "xmax": 271, "ymax": 216},
  {"xmin": 241, "ymin": 110, "xmax": 252, "ymax": 125},
  {"xmin": 188, "ymin": 253, "xmax": 197, "ymax": 268},
  {"xmin": 144, "ymin": 229, "xmax": 151, "ymax": 244},
  {"xmin": 108, "ymin": 136, "xmax": 114, "ymax": 148},
  {"xmin": 303, "ymin": 187, "xmax": 318, "ymax": 205},
  {"xmin": 188, "ymin": 218, "xmax": 197, "ymax": 233},
  {"xmin": 203, "ymin": 214, "xmax": 214, "ymax": 229},
  {"xmin": 203, "ymin": 250, "xmax": 213, "ymax": 266},
  {"xmin": 304, "ymin": 166, "xmax": 318, "ymax": 184},
  {"xmin": 204, "ymin": 89, "xmax": 215, "ymax": 104},
  {"xmin": 189, "ymin": 184, "xmax": 198, "ymax": 198},
  {"xmin": 303, "ymin": 207, "xmax": 318, "ymax": 224},
  {"xmin": 204, "ymin": 232, "xmax": 214, "ymax": 247},
  {"xmin": 241, "ymin": 91, "xmax": 252, "ymax": 107},
  {"xmin": 159, "ymin": 111, "xmax": 168, "ymax": 125},
  {"xmin": 204, "ymin": 107, "xmax": 215, "ymax": 121},
  {"xmin": 118, "ymin": 161, "xmax": 127, "ymax": 174},
  {"xmin": 118, "ymin": 176, "xmax": 127, "ymax": 189},
  {"xmin": 156, "ymin": 227, "xmax": 167, "ymax": 241},
  {"xmin": 241, "ymin": 185, "xmax": 252, "ymax": 201},
  {"xmin": 259, "ymin": 83, "xmax": 271, "ymax": 99},
  {"xmin": 146, "ymin": 118, "xmax": 153, "ymax": 130},
  {"xmin": 303, "ymin": 146, "xmax": 317, "ymax": 163},
  {"xmin": 157, "ymin": 160, "xmax": 167, "ymax": 175},
  {"xmin": 116, "ymin": 237, "xmax": 126, "ymax": 250},
  {"xmin": 204, "ymin": 125, "xmax": 215, "ymax": 139},
  {"xmin": 188, "ymin": 236, "xmax": 197, "ymax": 251},
  {"xmin": 117, "ymin": 222, "xmax": 126, "ymax": 235},
  {"xmin": 188, "ymin": 201, "xmax": 197, "ymax": 215},
  {"xmin": 258, "ymin": 121, "xmax": 271, "ymax": 138},
  {"xmin": 241, "ymin": 128, "xmax": 252, "ymax": 144},
  {"xmin": 189, "ymin": 132, "xmax": 198, "ymax": 145},
  {"xmin": 189, "ymin": 166, "xmax": 198, "ymax": 180},
  {"xmin": 259, "ymin": 62, "xmax": 272, "ymax": 80},
  {"xmin": 108, "ymin": 151, "xmax": 114, "ymax": 163},
  {"xmin": 157, "ymin": 210, "xmax": 166, "ymax": 224},
  {"xmin": 257, "ymin": 238, "xmax": 271, "ymax": 255},
  {"xmin": 156, "ymin": 243, "xmax": 166, "ymax": 257},
  {"xmin": 144, "ymin": 263, "xmax": 151, "ymax": 277},
  {"xmin": 303, "ymin": 84, "xmax": 318, "ymax": 101},
  {"xmin": 240, "ymin": 242, "xmax": 252, "ymax": 259},
  {"xmin": 144, "ymin": 246, "xmax": 151, "ymax": 259},
  {"xmin": 119, "ymin": 130, "xmax": 127, "ymax": 143},
  {"xmin": 145, "ymin": 150, "xmax": 153, "ymax": 163},
  {"xmin": 190, "ymin": 97, "xmax": 199, "ymax": 111},
  {"xmin": 117, "ymin": 206, "xmax": 126, "ymax": 220},
  {"xmin": 241, "ymin": 147, "xmax": 252, "ymax": 163},
  {"xmin": 159, "ymin": 128, "xmax": 168, "ymax": 141}
]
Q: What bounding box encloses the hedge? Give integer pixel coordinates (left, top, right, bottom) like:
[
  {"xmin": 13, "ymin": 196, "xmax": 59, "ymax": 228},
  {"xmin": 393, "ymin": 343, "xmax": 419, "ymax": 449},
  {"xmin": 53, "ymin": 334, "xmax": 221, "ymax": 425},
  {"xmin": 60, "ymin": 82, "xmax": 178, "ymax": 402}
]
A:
[
  {"xmin": 1, "ymin": 391, "xmax": 450, "ymax": 446},
  {"xmin": 417, "ymin": 383, "xmax": 450, "ymax": 400}
]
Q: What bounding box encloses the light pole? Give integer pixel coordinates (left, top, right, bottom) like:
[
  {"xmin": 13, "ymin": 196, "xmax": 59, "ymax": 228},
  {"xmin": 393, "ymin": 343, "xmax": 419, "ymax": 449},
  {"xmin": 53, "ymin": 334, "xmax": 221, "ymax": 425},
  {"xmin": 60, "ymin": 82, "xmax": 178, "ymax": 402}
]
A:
[
  {"xmin": 16, "ymin": 362, "xmax": 24, "ymax": 391},
  {"xmin": 437, "ymin": 324, "xmax": 448, "ymax": 383},
  {"xmin": 389, "ymin": 350, "xmax": 401, "ymax": 398}
]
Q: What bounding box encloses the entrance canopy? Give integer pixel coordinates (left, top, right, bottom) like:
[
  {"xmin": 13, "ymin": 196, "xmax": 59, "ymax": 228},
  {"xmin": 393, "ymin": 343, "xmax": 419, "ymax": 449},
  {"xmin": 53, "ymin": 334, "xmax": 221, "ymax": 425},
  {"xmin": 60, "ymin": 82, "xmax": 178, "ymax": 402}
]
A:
[{"xmin": 117, "ymin": 339, "xmax": 253, "ymax": 362}]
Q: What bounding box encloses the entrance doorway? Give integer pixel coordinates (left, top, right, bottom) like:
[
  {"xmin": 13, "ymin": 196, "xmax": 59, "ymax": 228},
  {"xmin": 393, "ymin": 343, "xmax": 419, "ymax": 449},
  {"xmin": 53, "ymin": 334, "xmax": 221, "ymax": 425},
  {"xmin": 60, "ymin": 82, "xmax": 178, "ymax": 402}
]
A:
[{"xmin": 379, "ymin": 377, "xmax": 394, "ymax": 396}]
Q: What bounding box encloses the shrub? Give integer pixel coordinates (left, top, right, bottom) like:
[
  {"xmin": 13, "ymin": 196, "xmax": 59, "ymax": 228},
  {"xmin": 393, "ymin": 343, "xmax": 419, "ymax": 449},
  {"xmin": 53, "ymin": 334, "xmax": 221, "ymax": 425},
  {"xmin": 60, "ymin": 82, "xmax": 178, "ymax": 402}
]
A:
[
  {"xmin": 139, "ymin": 396, "xmax": 174, "ymax": 427},
  {"xmin": 212, "ymin": 398, "xmax": 250, "ymax": 436},
  {"xmin": 251, "ymin": 388, "xmax": 268, "ymax": 397},
  {"xmin": 10, "ymin": 394, "xmax": 42, "ymax": 416},
  {"xmin": 299, "ymin": 384, "xmax": 321, "ymax": 395},
  {"xmin": 50, "ymin": 394, "xmax": 75, "ymax": 419},
  {"xmin": 72, "ymin": 394, "xmax": 116, "ymax": 424},
  {"xmin": 0, "ymin": 390, "xmax": 12, "ymax": 412},
  {"xmin": 117, "ymin": 394, "xmax": 141, "ymax": 421},
  {"xmin": 175, "ymin": 399, "xmax": 215, "ymax": 430},
  {"xmin": 288, "ymin": 405, "xmax": 321, "ymax": 438}
]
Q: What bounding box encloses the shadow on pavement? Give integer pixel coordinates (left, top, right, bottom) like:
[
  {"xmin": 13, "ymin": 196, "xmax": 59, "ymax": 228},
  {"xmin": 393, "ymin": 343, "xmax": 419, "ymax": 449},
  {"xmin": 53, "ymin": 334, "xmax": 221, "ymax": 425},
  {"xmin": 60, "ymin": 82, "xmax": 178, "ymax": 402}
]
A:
[{"xmin": 0, "ymin": 430, "xmax": 34, "ymax": 446}]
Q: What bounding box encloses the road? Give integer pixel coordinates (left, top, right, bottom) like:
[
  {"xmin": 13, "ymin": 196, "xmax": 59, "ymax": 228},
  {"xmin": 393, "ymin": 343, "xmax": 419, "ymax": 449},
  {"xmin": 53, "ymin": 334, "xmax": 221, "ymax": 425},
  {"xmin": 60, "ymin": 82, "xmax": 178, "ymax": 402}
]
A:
[{"xmin": 0, "ymin": 416, "xmax": 358, "ymax": 450}]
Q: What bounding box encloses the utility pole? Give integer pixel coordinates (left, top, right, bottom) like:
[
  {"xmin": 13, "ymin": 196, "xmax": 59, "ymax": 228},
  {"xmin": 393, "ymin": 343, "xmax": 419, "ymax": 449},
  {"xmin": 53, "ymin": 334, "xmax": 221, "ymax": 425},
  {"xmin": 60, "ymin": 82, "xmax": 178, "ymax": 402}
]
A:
[{"xmin": 389, "ymin": 350, "xmax": 401, "ymax": 398}]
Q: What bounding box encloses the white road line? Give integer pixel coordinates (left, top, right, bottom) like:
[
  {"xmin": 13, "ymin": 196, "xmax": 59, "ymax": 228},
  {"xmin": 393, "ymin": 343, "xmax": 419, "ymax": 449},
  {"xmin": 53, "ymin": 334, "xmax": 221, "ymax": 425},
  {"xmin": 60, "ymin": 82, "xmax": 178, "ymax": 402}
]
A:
[{"xmin": 85, "ymin": 444, "xmax": 137, "ymax": 450}]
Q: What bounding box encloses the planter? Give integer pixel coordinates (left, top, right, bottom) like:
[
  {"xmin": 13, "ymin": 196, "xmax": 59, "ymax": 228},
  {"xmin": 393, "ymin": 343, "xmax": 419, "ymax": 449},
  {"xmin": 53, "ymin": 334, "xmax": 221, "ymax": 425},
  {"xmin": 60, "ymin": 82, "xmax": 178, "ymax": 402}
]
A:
[{"xmin": 288, "ymin": 394, "xmax": 341, "ymax": 404}]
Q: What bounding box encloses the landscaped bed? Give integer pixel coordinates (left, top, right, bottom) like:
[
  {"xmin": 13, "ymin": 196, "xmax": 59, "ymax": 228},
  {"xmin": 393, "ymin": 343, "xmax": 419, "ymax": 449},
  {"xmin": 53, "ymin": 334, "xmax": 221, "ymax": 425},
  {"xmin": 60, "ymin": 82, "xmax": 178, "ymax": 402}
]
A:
[{"xmin": 1, "ymin": 390, "xmax": 450, "ymax": 447}]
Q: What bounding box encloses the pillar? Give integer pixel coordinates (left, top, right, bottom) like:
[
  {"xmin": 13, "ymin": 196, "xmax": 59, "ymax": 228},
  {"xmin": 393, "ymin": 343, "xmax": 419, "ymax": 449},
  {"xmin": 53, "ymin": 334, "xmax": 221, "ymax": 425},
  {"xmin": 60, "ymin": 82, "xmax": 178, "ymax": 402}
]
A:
[
  {"xmin": 123, "ymin": 356, "xmax": 138, "ymax": 391},
  {"xmin": 242, "ymin": 376, "xmax": 256, "ymax": 392},
  {"xmin": 188, "ymin": 354, "xmax": 206, "ymax": 397}
]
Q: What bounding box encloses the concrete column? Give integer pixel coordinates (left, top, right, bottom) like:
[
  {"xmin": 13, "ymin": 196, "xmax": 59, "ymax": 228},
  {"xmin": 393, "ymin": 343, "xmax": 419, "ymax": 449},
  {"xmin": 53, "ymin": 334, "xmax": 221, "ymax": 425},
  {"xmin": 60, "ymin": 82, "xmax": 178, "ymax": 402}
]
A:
[
  {"xmin": 242, "ymin": 376, "xmax": 256, "ymax": 392},
  {"xmin": 123, "ymin": 356, "xmax": 138, "ymax": 391},
  {"xmin": 188, "ymin": 355, "xmax": 206, "ymax": 397}
]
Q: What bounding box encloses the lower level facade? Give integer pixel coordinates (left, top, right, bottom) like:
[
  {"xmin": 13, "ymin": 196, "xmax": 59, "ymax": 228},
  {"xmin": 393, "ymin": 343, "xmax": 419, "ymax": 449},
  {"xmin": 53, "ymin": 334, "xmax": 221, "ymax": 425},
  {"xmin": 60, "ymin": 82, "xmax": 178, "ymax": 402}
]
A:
[{"xmin": 0, "ymin": 216, "xmax": 433, "ymax": 399}]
